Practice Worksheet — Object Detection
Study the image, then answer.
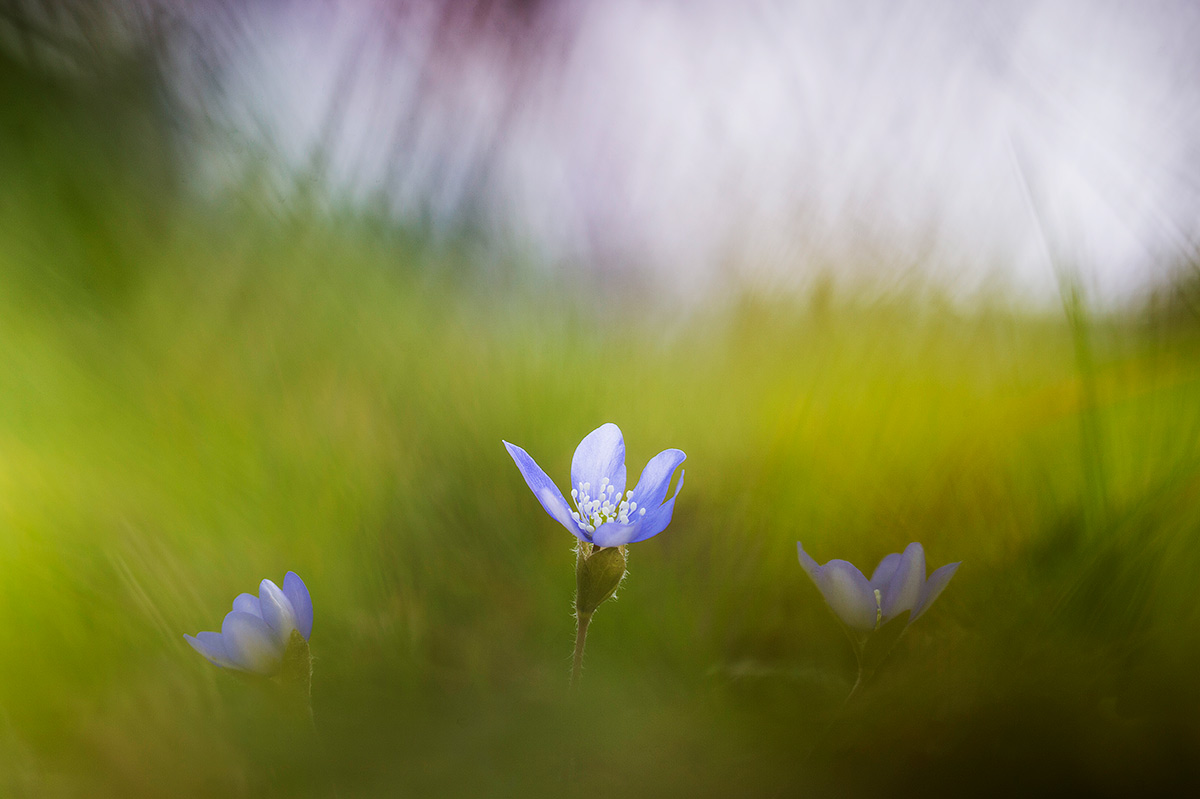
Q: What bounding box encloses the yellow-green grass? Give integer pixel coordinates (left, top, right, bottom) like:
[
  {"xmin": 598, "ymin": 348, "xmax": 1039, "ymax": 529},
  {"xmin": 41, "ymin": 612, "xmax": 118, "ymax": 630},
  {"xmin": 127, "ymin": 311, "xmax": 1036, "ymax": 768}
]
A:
[{"xmin": 3, "ymin": 198, "xmax": 1199, "ymax": 797}]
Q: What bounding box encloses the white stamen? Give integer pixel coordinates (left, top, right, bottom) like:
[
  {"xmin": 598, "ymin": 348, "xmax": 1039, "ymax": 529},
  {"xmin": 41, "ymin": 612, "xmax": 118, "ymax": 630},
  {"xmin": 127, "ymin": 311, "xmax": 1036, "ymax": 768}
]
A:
[
  {"xmin": 639, "ymin": 508, "xmax": 646, "ymax": 516},
  {"xmin": 567, "ymin": 473, "xmax": 647, "ymax": 533}
]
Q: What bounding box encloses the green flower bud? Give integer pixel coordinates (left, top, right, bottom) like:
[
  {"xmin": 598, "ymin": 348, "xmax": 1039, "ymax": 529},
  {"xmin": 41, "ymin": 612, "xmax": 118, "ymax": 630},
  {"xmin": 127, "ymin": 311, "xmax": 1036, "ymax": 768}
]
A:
[{"xmin": 574, "ymin": 543, "xmax": 627, "ymax": 616}]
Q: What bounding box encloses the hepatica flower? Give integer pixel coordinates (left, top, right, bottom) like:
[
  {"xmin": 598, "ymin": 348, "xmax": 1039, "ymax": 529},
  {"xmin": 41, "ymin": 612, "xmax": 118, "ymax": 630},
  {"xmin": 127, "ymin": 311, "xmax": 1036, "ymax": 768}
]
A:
[
  {"xmin": 504, "ymin": 423, "xmax": 685, "ymax": 685},
  {"xmin": 185, "ymin": 572, "xmax": 313, "ymax": 677},
  {"xmin": 797, "ymin": 543, "xmax": 959, "ymax": 702},
  {"xmin": 797, "ymin": 542, "xmax": 959, "ymax": 635},
  {"xmin": 503, "ymin": 422, "xmax": 685, "ymax": 547}
]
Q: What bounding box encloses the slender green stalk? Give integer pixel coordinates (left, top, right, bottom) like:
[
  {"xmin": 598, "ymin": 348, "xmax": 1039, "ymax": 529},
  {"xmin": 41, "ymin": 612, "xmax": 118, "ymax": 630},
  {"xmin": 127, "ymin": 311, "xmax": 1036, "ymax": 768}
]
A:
[
  {"xmin": 275, "ymin": 630, "xmax": 314, "ymax": 725},
  {"xmin": 801, "ymin": 655, "xmax": 864, "ymax": 767},
  {"xmin": 571, "ymin": 611, "xmax": 593, "ymax": 689},
  {"xmin": 842, "ymin": 655, "xmax": 865, "ymax": 710},
  {"xmin": 803, "ymin": 621, "xmax": 910, "ymax": 765}
]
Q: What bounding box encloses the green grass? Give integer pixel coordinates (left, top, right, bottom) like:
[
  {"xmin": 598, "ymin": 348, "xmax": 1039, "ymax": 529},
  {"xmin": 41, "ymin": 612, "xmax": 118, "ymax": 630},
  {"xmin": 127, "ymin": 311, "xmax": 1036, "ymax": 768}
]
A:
[{"xmin": 3, "ymin": 63, "xmax": 1200, "ymax": 798}]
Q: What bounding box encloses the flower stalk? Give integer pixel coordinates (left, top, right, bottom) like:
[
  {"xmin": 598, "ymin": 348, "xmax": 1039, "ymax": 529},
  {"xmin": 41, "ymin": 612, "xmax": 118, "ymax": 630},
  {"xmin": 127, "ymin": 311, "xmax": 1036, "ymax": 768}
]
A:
[
  {"xmin": 571, "ymin": 612, "xmax": 592, "ymax": 689},
  {"xmin": 274, "ymin": 629, "xmax": 314, "ymax": 721}
]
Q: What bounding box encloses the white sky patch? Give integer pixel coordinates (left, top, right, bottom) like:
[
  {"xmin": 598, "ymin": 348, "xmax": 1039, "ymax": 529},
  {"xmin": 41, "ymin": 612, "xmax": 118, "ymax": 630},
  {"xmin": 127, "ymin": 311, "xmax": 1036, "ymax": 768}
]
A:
[{"xmin": 180, "ymin": 0, "xmax": 1200, "ymax": 306}]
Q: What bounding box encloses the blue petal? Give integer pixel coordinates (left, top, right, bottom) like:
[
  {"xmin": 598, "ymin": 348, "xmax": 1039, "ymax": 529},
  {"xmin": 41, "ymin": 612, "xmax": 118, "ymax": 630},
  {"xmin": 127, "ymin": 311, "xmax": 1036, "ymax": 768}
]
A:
[
  {"xmin": 818, "ymin": 560, "xmax": 878, "ymax": 632},
  {"xmin": 258, "ymin": 578, "xmax": 298, "ymax": 644},
  {"xmin": 797, "ymin": 542, "xmax": 822, "ymax": 583},
  {"xmin": 628, "ymin": 448, "xmax": 686, "ymax": 510},
  {"xmin": 869, "ymin": 553, "xmax": 902, "ymax": 591},
  {"xmin": 232, "ymin": 593, "xmax": 262, "ymax": 617},
  {"xmin": 283, "ymin": 572, "xmax": 313, "ymax": 640},
  {"xmin": 911, "ymin": 561, "xmax": 960, "ymax": 622},
  {"xmin": 797, "ymin": 544, "xmax": 877, "ymax": 632},
  {"xmin": 881, "ymin": 543, "xmax": 925, "ymax": 621},
  {"xmin": 628, "ymin": 469, "xmax": 684, "ymax": 543},
  {"xmin": 571, "ymin": 423, "xmax": 627, "ymax": 498},
  {"xmin": 503, "ymin": 440, "xmax": 585, "ymax": 540},
  {"xmin": 184, "ymin": 631, "xmax": 236, "ymax": 669},
  {"xmin": 220, "ymin": 610, "xmax": 283, "ymax": 675},
  {"xmin": 591, "ymin": 467, "xmax": 686, "ymax": 547},
  {"xmin": 591, "ymin": 520, "xmax": 634, "ymax": 547}
]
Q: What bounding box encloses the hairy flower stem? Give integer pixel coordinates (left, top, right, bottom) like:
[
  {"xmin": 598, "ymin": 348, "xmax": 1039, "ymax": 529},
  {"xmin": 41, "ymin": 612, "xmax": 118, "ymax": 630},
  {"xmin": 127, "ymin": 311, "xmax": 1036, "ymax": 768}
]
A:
[
  {"xmin": 273, "ymin": 634, "xmax": 343, "ymax": 796},
  {"xmin": 571, "ymin": 611, "xmax": 593, "ymax": 690},
  {"xmin": 275, "ymin": 630, "xmax": 314, "ymax": 725}
]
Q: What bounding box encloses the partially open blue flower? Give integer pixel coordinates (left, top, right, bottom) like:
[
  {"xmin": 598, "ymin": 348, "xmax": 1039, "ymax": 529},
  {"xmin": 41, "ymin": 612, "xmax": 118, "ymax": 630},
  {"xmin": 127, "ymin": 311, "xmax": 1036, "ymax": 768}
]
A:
[
  {"xmin": 797, "ymin": 542, "xmax": 959, "ymax": 633},
  {"xmin": 185, "ymin": 572, "xmax": 313, "ymax": 676},
  {"xmin": 504, "ymin": 423, "xmax": 685, "ymax": 547}
]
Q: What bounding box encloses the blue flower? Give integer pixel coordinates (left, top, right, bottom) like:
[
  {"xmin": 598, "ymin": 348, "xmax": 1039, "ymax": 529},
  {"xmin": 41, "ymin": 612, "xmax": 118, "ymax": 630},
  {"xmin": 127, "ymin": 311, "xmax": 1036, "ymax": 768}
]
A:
[
  {"xmin": 185, "ymin": 572, "xmax": 314, "ymax": 676},
  {"xmin": 797, "ymin": 543, "xmax": 959, "ymax": 633},
  {"xmin": 504, "ymin": 423, "xmax": 686, "ymax": 547}
]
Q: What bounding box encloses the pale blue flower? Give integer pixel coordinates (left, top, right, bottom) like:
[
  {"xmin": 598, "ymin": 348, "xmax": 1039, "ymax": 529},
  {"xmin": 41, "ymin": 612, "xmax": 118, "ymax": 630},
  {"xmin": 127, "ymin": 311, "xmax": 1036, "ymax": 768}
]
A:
[
  {"xmin": 797, "ymin": 542, "xmax": 959, "ymax": 633},
  {"xmin": 504, "ymin": 423, "xmax": 686, "ymax": 547},
  {"xmin": 185, "ymin": 572, "xmax": 313, "ymax": 676}
]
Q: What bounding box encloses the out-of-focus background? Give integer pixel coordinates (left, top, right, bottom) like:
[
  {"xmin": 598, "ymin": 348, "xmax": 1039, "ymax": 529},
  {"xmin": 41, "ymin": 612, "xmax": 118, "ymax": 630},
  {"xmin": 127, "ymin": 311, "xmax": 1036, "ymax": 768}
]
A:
[{"xmin": 2, "ymin": 1, "xmax": 1200, "ymax": 796}]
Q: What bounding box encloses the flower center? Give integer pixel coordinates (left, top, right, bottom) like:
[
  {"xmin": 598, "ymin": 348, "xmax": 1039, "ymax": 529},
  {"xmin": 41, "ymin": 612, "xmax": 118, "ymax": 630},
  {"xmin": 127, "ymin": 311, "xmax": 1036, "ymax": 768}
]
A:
[
  {"xmin": 569, "ymin": 476, "xmax": 647, "ymax": 534},
  {"xmin": 873, "ymin": 588, "xmax": 883, "ymax": 631}
]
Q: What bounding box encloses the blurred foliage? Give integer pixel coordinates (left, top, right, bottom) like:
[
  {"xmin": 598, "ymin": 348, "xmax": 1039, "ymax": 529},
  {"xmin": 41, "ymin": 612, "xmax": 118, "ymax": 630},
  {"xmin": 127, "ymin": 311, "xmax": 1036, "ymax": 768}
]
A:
[
  {"xmin": 1144, "ymin": 254, "xmax": 1200, "ymax": 332},
  {"xmin": 3, "ymin": 10, "xmax": 1200, "ymax": 798}
]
